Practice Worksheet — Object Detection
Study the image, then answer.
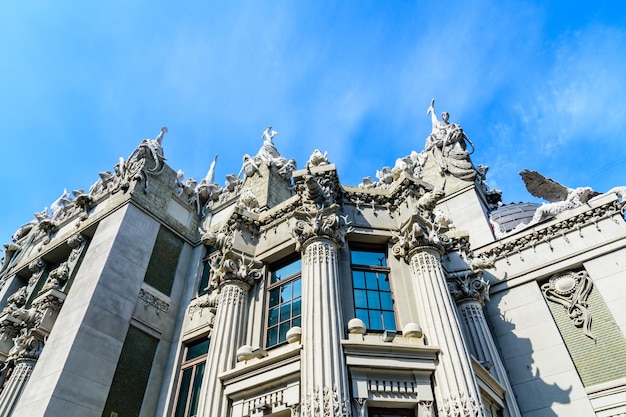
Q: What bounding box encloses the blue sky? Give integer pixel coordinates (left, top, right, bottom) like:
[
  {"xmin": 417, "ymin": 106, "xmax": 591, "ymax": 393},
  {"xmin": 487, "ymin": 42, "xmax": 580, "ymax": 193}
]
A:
[{"xmin": 1, "ymin": 1, "xmax": 626, "ymax": 244}]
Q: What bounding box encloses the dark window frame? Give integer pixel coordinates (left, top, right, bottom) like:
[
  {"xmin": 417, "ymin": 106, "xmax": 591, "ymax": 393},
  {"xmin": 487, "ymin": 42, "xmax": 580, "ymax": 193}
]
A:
[
  {"xmin": 198, "ymin": 247, "xmax": 218, "ymax": 296},
  {"xmin": 171, "ymin": 337, "xmax": 210, "ymax": 417},
  {"xmin": 368, "ymin": 407, "xmax": 415, "ymax": 417},
  {"xmin": 265, "ymin": 256, "xmax": 302, "ymax": 348},
  {"xmin": 350, "ymin": 246, "xmax": 398, "ymax": 332}
]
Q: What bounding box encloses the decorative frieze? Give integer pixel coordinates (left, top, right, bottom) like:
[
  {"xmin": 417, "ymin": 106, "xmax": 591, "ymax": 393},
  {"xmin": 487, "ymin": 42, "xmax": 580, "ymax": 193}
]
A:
[
  {"xmin": 439, "ymin": 392, "xmax": 481, "ymax": 417},
  {"xmin": 541, "ymin": 270, "xmax": 595, "ymax": 340},
  {"xmin": 139, "ymin": 288, "xmax": 170, "ymax": 315},
  {"xmin": 480, "ymin": 198, "xmax": 625, "ymax": 262},
  {"xmin": 302, "ymin": 385, "xmax": 350, "ymax": 417}
]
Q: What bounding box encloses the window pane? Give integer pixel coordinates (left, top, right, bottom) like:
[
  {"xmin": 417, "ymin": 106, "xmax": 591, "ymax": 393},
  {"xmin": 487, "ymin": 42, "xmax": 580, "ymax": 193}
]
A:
[
  {"xmin": 267, "ymin": 327, "xmax": 278, "ymax": 347},
  {"xmin": 381, "ymin": 292, "xmax": 394, "ymax": 310},
  {"xmin": 354, "ymin": 289, "xmax": 367, "ymax": 308},
  {"xmin": 199, "ymin": 261, "xmax": 211, "ymax": 295},
  {"xmin": 365, "ymin": 272, "xmax": 378, "ymax": 290},
  {"xmin": 268, "ymin": 307, "xmax": 279, "ymax": 327},
  {"xmin": 351, "ymin": 250, "xmax": 386, "ymax": 266},
  {"xmin": 280, "ymin": 282, "xmax": 292, "ymax": 302},
  {"xmin": 279, "ymin": 303, "xmax": 291, "ymax": 323},
  {"xmin": 279, "ymin": 322, "xmax": 291, "ymax": 344},
  {"xmin": 353, "ymin": 271, "xmax": 365, "ymax": 289},
  {"xmin": 269, "ymin": 288, "xmax": 280, "ymax": 307},
  {"xmin": 174, "ymin": 368, "xmax": 192, "ymax": 417},
  {"xmin": 292, "ymin": 316, "xmax": 301, "ymax": 327},
  {"xmin": 271, "ymin": 259, "xmax": 301, "ymax": 283},
  {"xmin": 292, "ymin": 298, "xmax": 301, "ymax": 317},
  {"xmin": 292, "ymin": 278, "xmax": 302, "ymax": 297},
  {"xmin": 356, "ymin": 309, "xmax": 369, "ymax": 327},
  {"xmin": 185, "ymin": 338, "xmax": 210, "ymax": 361},
  {"xmin": 367, "ymin": 290, "xmax": 381, "ymax": 309},
  {"xmin": 188, "ymin": 362, "xmax": 205, "ymax": 416},
  {"xmin": 383, "ymin": 311, "xmax": 396, "ymax": 330},
  {"xmin": 369, "ymin": 310, "xmax": 383, "ymax": 330},
  {"xmin": 378, "ymin": 273, "xmax": 391, "ymax": 291}
]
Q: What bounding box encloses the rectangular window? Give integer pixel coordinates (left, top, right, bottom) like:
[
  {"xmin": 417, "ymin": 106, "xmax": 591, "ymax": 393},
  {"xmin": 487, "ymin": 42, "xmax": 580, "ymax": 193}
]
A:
[
  {"xmin": 198, "ymin": 247, "xmax": 217, "ymax": 296},
  {"xmin": 266, "ymin": 258, "xmax": 302, "ymax": 348},
  {"xmin": 172, "ymin": 338, "xmax": 210, "ymax": 417},
  {"xmin": 368, "ymin": 408, "xmax": 415, "ymax": 417},
  {"xmin": 103, "ymin": 326, "xmax": 159, "ymax": 417},
  {"xmin": 351, "ymin": 249, "xmax": 397, "ymax": 331}
]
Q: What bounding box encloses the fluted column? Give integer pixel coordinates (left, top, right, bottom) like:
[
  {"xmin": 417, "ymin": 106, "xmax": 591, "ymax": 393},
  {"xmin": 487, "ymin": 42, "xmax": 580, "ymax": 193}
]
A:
[
  {"xmin": 292, "ymin": 206, "xmax": 350, "ymax": 417},
  {"xmin": 196, "ymin": 247, "xmax": 261, "ymax": 417},
  {"xmin": 301, "ymin": 239, "xmax": 350, "ymax": 416},
  {"xmin": 450, "ymin": 274, "xmax": 521, "ymax": 417},
  {"xmin": 0, "ymin": 359, "xmax": 36, "ymax": 416},
  {"xmin": 408, "ymin": 247, "xmax": 483, "ymax": 417}
]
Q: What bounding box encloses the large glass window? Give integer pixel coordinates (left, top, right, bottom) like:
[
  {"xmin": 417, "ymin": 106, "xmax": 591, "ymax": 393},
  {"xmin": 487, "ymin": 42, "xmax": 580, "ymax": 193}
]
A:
[
  {"xmin": 172, "ymin": 338, "xmax": 210, "ymax": 417},
  {"xmin": 351, "ymin": 249, "xmax": 396, "ymax": 331},
  {"xmin": 266, "ymin": 258, "xmax": 302, "ymax": 348}
]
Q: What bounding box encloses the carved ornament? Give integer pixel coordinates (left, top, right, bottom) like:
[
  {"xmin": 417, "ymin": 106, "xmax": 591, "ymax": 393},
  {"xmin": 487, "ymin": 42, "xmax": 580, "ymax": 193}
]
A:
[
  {"xmin": 291, "ymin": 205, "xmax": 351, "ymax": 252},
  {"xmin": 439, "ymin": 392, "xmax": 481, "ymax": 417},
  {"xmin": 303, "ymin": 385, "xmax": 350, "ymax": 417},
  {"xmin": 541, "ymin": 270, "xmax": 595, "ymax": 340},
  {"xmin": 448, "ymin": 272, "xmax": 490, "ymax": 305},
  {"xmin": 480, "ymin": 198, "xmax": 625, "ymax": 262},
  {"xmin": 391, "ymin": 189, "xmax": 451, "ymax": 260},
  {"xmin": 139, "ymin": 288, "xmax": 170, "ymax": 315}
]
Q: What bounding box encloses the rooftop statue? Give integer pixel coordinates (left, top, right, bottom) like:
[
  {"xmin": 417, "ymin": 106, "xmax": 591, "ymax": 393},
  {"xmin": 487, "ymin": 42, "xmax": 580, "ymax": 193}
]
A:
[
  {"xmin": 238, "ymin": 126, "xmax": 295, "ymax": 179},
  {"xmin": 425, "ymin": 99, "xmax": 476, "ymax": 181}
]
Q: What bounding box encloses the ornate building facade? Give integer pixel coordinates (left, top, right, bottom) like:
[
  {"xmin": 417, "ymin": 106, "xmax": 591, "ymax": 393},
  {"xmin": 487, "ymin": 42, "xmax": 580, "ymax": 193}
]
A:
[{"xmin": 1, "ymin": 105, "xmax": 625, "ymax": 417}]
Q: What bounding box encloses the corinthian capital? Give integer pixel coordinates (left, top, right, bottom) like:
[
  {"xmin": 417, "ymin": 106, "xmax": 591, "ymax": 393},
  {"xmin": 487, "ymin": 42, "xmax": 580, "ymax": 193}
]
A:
[
  {"xmin": 209, "ymin": 252, "xmax": 262, "ymax": 290},
  {"xmin": 391, "ymin": 188, "xmax": 454, "ymax": 261},
  {"xmin": 447, "ymin": 272, "xmax": 490, "ymax": 305},
  {"xmin": 290, "ymin": 205, "xmax": 350, "ymax": 251}
]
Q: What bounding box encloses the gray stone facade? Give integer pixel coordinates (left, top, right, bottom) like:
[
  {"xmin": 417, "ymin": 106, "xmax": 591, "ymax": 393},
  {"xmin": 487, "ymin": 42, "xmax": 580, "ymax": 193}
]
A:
[{"xmin": 1, "ymin": 112, "xmax": 625, "ymax": 417}]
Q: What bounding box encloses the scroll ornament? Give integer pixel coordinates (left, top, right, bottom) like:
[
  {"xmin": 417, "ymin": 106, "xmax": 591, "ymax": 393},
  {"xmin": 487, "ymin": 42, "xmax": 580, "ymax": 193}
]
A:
[{"xmin": 541, "ymin": 270, "xmax": 595, "ymax": 340}]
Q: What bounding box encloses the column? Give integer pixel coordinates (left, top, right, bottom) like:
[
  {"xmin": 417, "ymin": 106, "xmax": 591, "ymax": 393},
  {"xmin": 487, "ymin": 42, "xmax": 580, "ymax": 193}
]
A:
[
  {"xmin": 292, "ymin": 208, "xmax": 350, "ymax": 417},
  {"xmin": 197, "ymin": 249, "xmax": 261, "ymax": 417},
  {"xmin": 408, "ymin": 247, "xmax": 484, "ymax": 417},
  {"xmin": 449, "ymin": 274, "xmax": 521, "ymax": 417},
  {"xmin": 0, "ymin": 360, "xmax": 36, "ymax": 416}
]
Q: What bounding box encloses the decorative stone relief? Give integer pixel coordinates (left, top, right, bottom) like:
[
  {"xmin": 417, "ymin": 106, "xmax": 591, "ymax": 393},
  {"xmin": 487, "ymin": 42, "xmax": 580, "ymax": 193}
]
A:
[
  {"xmin": 361, "ymin": 150, "xmax": 428, "ymax": 189},
  {"xmin": 88, "ymin": 127, "xmax": 167, "ymax": 197},
  {"xmin": 305, "ymin": 149, "xmax": 329, "ymax": 169},
  {"xmin": 303, "ymin": 385, "xmax": 350, "ymax": 417},
  {"xmin": 541, "ymin": 270, "xmax": 595, "ymax": 340},
  {"xmin": 391, "ymin": 188, "xmax": 450, "ymax": 260},
  {"xmin": 480, "ymin": 198, "xmax": 624, "ymax": 262},
  {"xmin": 139, "ymin": 289, "xmax": 170, "ymax": 315},
  {"xmin": 291, "ymin": 205, "xmax": 351, "ymax": 251},
  {"xmin": 27, "ymin": 259, "xmax": 46, "ymax": 287},
  {"xmin": 236, "ymin": 189, "xmax": 260, "ymax": 213},
  {"xmin": 419, "ymin": 400, "xmax": 434, "ymax": 417},
  {"xmin": 439, "ymin": 392, "xmax": 481, "ymax": 417},
  {"xmin": 448, "ymin": 273, "xmax": 490, "ymax": 305},
  {"xmin": 237, "ymin": 126, "xmax": 296, "ymax": 181}
]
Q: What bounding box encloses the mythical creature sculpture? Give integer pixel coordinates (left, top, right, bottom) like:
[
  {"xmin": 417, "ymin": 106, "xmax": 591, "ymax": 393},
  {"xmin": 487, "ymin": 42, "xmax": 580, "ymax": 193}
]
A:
[
  {"xmin": 519, "ymin": 170, "xmax": 599, "ymax": 227},
  {"xmin": 306, "ymin": 149, "xmax": 329, "ymax": 169}
]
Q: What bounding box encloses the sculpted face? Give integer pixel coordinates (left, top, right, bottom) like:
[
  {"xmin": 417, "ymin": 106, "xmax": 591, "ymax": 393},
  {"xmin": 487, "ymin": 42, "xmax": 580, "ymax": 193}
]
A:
[{"xmin": 442, "ymin": 112, "xmax": 450, "ymax": 122}]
